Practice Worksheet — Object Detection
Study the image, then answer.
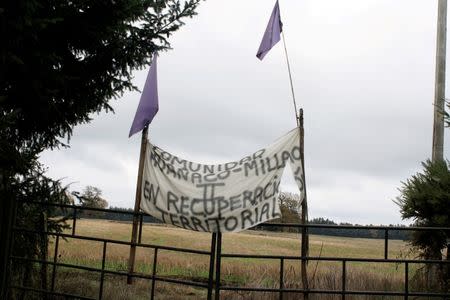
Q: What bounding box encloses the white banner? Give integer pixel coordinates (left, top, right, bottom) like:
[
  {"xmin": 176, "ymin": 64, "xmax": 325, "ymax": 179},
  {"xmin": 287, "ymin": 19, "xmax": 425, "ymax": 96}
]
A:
[{"xmin": 140, "ymin": 128, "xmax": 305, "ymax": 233}]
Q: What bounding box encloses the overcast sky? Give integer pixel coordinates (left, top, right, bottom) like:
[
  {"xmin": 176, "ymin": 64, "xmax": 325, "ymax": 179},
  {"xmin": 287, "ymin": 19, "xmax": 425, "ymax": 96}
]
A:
[{"xmin": 40, "ymin": 0, "xmax": 450, "ymax": 225}]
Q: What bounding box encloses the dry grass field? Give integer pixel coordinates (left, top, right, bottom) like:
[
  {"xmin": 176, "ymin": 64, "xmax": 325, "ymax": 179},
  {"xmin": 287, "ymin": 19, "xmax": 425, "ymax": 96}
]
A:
[{"xmin": 48, "ymin": 219, "xmax": 427, "ymax": 299}]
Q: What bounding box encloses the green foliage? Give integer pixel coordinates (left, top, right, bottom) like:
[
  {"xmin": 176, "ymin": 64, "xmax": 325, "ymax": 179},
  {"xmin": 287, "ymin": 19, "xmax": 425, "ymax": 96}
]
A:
[
  {"xmin": 395, "ymin": 159, "xmax": 450, "ymax": 259},
  {"xmin": 75, "ymin": 185, "xmax": 108, "ymax": 209},
  {"xmin": 72, "ymin": 185, "xmax": 109, "ymax": 218},
  {"xmin": 279, "ymin": 191, "xmax": 302, "ymax": 224},
  {"xmin": 1, "ymin": 0, "xmax": 202, "ymax": 151},
  {"xmin": 8, "ymin": 160, "xmax": 72, "ymax": 298},
  {"xmin": 262, "ymin": 192, "xmax": 301, "ymax": 232},
  {"xmin": 1, "ymin": 0, "xmax": 202, "ymax": 296}
]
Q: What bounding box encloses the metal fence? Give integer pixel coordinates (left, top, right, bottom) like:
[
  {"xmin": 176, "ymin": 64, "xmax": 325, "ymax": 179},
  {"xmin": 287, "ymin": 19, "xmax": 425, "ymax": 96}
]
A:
[{"xmin": 8, "ymin": 200, "xmax": 450, "ymax": 299}]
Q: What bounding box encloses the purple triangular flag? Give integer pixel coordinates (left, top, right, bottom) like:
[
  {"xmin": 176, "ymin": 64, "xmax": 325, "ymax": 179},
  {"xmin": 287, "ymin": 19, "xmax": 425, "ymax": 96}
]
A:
[
  {"xmin": 256, "ymin": 0, "xmax": 283, "ymax": 60},
  {"xmin": 129, "ymin": 54, "xmax": 159, "ymax": 137}
]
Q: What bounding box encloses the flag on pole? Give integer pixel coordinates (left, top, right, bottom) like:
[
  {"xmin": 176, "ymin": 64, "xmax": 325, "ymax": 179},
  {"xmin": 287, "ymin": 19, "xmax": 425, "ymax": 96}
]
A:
[
  {"xmin": 256, "ymin": 0, "xmax": 283, "ymax": 60},
  {"xmin": 129, "ymin": 53, "xmax": 159, "ymax": 137}
]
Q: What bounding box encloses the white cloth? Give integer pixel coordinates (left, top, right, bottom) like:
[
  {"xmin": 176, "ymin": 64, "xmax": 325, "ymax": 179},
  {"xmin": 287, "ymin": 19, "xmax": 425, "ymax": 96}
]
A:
[{"xmin": 140, "ymin": 127, "xmax": 305, "ymax": 232}]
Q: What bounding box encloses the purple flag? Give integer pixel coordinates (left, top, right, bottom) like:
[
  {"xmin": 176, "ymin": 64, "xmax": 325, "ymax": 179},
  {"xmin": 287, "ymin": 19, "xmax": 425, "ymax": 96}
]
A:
[
  {"xmin": 256, "ymin": 0, "xmax": 283, "ymax": 60},
  {"xmin": 129, "ymin": 54, "xmax": 159, "ymax": 137}
]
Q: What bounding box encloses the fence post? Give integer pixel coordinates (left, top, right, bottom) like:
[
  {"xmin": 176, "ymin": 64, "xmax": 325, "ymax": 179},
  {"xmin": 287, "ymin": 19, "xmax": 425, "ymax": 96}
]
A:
[
  {"xmin": 0, "ymin": 195, "xmax": 16, "ymax": 299},
  {"xmin": 98, "ymin": 241, "xmax": 107, "ymax": 300},
  {"xmin": 404, "ymin": 262, "xmax": 408, "ymax": 300},
  {"xmin": 299, "ymin": 109, "xmax": 309, "ymax": 298},
  {"xmin": 207, "ymin": 233, "xmax": 217, "ymax": 300},
  {"xmin": 342, "ymin": 260, "xmax": 346, "ymax": 300},
  {"xmin": 384, "ymin": 229, "xmax": 389, "ymax": 259},
  {"xmin": 150, "ymin": 247, "xmax": 158, "ymax": 300},
  {"xmin": 279, "ymin": 258, "xmax": 284, "ymax": 300},
  {"xmin": 138, "ymin": 214, "xmax": 143, "ymax": 244},
  {"xmin": 128, "ymin": 126, "xmax": 148, "ymax": 284},
  {"xmin": 50, "ymin": 236, "xmax": 60, "ymax": 292},
  {"xmin": 215, "ymin": 233, "xmax": 222, "ymax": 300},
  {"xmin": 72, "ymin": 208, "xmax": 77, "ymax": 236}
]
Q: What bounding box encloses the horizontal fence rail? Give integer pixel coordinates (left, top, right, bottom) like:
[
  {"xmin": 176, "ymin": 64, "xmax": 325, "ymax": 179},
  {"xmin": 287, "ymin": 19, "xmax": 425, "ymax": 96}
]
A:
[{"xmin": 8, "ymin": 200, "xmax": 450, "ymax": 299}]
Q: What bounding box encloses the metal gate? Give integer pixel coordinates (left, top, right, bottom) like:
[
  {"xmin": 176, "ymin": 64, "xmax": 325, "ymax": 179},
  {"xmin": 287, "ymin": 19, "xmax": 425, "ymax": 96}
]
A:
[{"xmin": 8, "ymin": 200, "xmax": 450, "ymax": 299}]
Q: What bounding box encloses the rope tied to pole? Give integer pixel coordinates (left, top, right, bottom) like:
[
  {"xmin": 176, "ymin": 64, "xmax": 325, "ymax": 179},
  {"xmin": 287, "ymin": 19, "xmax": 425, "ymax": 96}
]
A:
[{"xmin": 281, "ymin": 31, "xmax": 299, "ymax": 127}]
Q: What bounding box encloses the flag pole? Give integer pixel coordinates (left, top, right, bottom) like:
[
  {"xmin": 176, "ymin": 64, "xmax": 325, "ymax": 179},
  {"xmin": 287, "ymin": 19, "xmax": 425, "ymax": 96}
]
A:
[
  {"xmin": 298, "ymin": 109, "xmax": 309, "ymax": 298},
  {"xmin": 282, "ymin": 31, "xmax": 299, "ymax": 126},
  {"xmin": 281, "ymin": 19, "xmax": 309, "ymax": 292},
  {"xmin": 278, "ymin": 4, "xmax": 308, "ymax": 290},
  {"xmin": 127, "ymin": 126, "xmax": 149, "ymax": 284}
]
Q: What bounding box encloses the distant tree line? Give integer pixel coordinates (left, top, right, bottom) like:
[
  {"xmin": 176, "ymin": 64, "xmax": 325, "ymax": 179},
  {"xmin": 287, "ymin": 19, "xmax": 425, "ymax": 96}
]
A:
[
  {"xmin": 79, "ymin": 206, "xmax": 162, "ymax": 224},
  {"xmin": 254, "ymin": 192, "xmax": 411, "ymax": 240},
  {"xmin": 258, "ymin": 217, "xmax": 410, "ymax": 240},
  {"xmin": 62, "ymin": 186, "xmax": 162, "ymax": 223},
  {"xmin": 306, "ymin": 217, "xmax": 410, "ymax": 240},
  {"xmin": 73, "ymin": 190, "xmax": 410, "ymax": 240}
]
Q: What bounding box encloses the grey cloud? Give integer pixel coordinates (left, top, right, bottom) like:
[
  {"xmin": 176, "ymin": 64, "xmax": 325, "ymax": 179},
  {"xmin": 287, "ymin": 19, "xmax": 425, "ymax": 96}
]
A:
[{"xmin": 40, "ymin": 0, "xmax": 449, "ymax": 224}]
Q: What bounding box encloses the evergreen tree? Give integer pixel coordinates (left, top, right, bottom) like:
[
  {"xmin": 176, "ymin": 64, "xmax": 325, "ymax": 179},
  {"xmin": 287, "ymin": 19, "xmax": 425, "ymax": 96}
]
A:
[
  {"xmin": 1, "ymin": 0, "xmax": 202, "ymax": 297},
  {"xmin": 395, "ymin": 160, "xmax": 450, "ymax": 259},
  {"xmin": 395, "ymin": 159, "xmax": 450, "ymax": 291}
]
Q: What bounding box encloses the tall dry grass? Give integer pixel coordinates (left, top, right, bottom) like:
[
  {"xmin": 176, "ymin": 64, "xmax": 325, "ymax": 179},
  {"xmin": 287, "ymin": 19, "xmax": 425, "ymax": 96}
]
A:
[{"xmin": 47, "ymin": 219, "xmax": 431, "ymax": 299}]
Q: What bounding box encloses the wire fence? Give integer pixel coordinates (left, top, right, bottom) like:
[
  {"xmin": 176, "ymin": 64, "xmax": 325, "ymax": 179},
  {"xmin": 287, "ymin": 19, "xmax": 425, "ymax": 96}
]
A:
[{"xmin": 8, "ymin": 200, "xmax": 450, "ymax": 299}]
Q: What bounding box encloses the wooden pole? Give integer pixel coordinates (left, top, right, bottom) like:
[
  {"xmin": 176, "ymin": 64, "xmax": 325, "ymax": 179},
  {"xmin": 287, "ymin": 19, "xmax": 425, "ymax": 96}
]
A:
[
  {"xmin": 127, "ymin": 126, "xmax": 149, "ymax": 284},
  {"xmin": 298, "ymin": 109, "xmax": 309, "ymax": 298},
  {"xmin": 282, "ymin": 22, "xmax": 307, "ymax": 290},
  {"xmin": 432, "ymin": 0, "xmax": 447, "ymax": 162},
  {"xmin": 430, "ymin": 0, "xmax": 447, "ymax": 288}
]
